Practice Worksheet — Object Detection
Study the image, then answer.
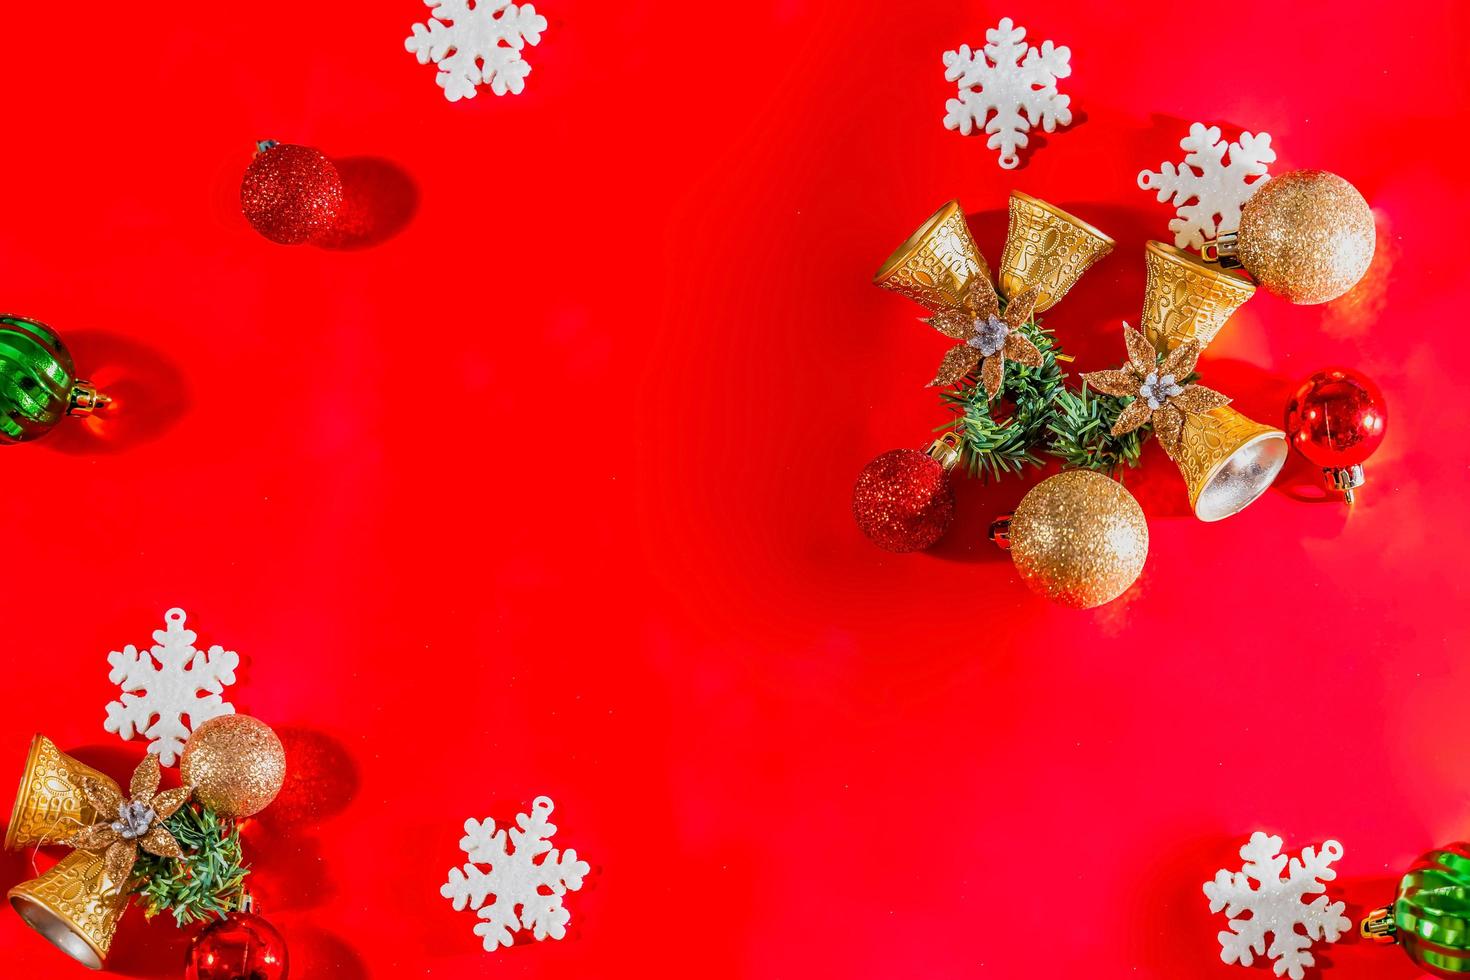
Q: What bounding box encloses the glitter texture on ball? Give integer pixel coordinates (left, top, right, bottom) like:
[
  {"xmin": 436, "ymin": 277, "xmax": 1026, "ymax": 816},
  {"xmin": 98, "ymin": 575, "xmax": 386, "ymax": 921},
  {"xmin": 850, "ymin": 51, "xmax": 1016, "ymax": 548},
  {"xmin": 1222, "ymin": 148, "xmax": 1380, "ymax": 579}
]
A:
[
  {"xmin": 1009, "ymin": 470, "xmax": 1148, "ymax": 609},
  {"xmin": 181, "ymin": 715, "xmax": 287, "ymax": 818},
  {"xmin": 1237, "ymin": 170, "xmax": 1375, "ymax": 304},
  {"xmin": 241, "ymin": 143, "xmax": 344, "ymax": 245},
  {"xmin": 852, "ymin": 449, "xmax": 955, "ymax": 553}
]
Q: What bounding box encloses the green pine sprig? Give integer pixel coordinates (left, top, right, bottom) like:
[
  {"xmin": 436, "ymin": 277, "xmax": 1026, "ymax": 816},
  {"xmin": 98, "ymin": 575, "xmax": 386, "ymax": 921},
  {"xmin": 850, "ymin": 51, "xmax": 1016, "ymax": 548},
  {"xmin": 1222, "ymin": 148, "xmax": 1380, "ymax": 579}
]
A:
[
  {"xmin": 937, "ymin": 315, "xmax": 1066, "ymax": 480},
  {"xmin": 1044, "ymin": 382, "xmax": 1149, "ymax": 476},
  {"xmin": 130, "ymin": 803, "xmax": 249, "ymax": 926}
]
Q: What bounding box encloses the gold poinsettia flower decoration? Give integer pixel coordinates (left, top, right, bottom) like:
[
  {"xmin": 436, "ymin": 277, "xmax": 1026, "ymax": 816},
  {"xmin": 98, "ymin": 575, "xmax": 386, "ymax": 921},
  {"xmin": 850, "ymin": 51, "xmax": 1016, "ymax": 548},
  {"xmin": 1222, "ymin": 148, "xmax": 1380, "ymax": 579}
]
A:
[
  {"xmin": 1082, "ymin": 324, "xmax": 1232, "ymax": 458},
  {"xmin": 64, "ymin": 754, "xmax": 193, "ymax": 887},
  {"xmin": 924, "ymin": 279, "xmax": 1044, "ymax": 398}
]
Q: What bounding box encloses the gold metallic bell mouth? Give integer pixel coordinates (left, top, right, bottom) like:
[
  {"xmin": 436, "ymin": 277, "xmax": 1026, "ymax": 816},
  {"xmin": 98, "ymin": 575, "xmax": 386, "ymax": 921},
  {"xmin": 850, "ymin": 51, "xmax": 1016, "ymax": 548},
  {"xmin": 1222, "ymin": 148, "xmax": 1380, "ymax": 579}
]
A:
[
  {"xmin": 1174, "ymin": 407, "xmax": 1287, "ymax": 521},
  {"xmin": 8, "ymin": 849, "xmax": 130, "ymax": 969},
  {"xmin": 1140, "ymin": 241, "xmax": 1256, "ymax": 353},
  {"xmin": 998, "ymin": 191, "xmax": 1114, "ymax": 313},
  {"xmin": 873, "ymin": 201, "xmax": 990, "ymax": 311}
]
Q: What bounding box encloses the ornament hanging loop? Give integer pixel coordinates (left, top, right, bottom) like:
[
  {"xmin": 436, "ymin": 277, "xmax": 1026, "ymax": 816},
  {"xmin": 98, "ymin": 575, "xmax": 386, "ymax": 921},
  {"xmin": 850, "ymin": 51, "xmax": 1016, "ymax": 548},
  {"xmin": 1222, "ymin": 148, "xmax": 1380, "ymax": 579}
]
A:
[
  {"xmin": 66, "ymin": 381, "xmax": 109, "ymax": 417},
  {"xmin": 1360, "ymin": 905, "xmax": 1398, "ymax": 942},
  {"xmin": 926, "ymin": 432, "xmax": 964, "ymax": 473},
  {"xmin": 1326, "ymin": 464, "xmax": 1366, "ymax": 504},
  {"xmin": 1201, "ymin": 234, "xmax": 1243, "ymax": 269},
  {"xmin": 988, "ymin": 516, "xmax": 1013, "ymax": 550}
]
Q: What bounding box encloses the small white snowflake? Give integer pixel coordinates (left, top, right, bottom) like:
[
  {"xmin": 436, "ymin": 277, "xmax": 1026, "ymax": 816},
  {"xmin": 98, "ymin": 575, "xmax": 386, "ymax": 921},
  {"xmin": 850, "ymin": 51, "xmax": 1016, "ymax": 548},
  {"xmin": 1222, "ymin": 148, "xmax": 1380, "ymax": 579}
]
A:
[
  {"xmin": 406, "ymin": 0, "xmax": 547, "ymax": 102},
  {"xmin": 102, "ymin": 608, "xmax": 239, "ymax": 767},
  {"xmin": 942, "ymin": 17, "xmax": 1073, "ymax": 169},
  {"xmin": 1138, "ymin": 123, "xmax": 1276, "ymax": 250},
  {"xmin": 442, "ymin": 796, "xmax": 590, "ymax": 952},
  {"xmin": 1204, "ymin": 832, "xmax": 1350, "ymax": 980}
]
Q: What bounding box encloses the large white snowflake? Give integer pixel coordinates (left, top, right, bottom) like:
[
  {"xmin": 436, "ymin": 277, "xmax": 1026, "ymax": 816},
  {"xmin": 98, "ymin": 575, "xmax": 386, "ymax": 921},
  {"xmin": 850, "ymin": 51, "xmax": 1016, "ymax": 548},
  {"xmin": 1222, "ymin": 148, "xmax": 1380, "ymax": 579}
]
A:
[
  {"xmin": 1203, "ymin": 832, "xmax": 1350, "ymax": 979},
  {"xmin": 1139, "ymin": 123, "xmax": 1276, "ymax": 250},
  {"xmin": 102, "ymin": 608, "xmax": 239, "ymax": 767},
  {"xmin": 442, "ymin": 796, "xmax": 590, "ymax": 952},
  {"xmin": 942, "ymin": 17, "xmax": 1072, "ymax": 170},
  {"xmin": 405, "ymin": 0, "xmax": 547, "ymax": 103}
]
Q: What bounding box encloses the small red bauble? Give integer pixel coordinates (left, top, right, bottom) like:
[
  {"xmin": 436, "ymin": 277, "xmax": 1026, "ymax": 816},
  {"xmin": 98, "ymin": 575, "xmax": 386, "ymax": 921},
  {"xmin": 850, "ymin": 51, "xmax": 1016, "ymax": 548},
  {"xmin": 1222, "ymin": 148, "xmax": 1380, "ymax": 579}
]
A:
[
  {"xmin": 1284, "ymin": 368, "xmax": 1388, "ymax": 503},
  {"xmin": 853, "ymin": 447, "xmax": 955, "ymax": 552},
  {"xmin": 185, "ymin": 910, "xmax": 289, "ymax": 980},
  {"xmin": 241, "ymin": 141, "xmax": 343, "ymax": 245}
]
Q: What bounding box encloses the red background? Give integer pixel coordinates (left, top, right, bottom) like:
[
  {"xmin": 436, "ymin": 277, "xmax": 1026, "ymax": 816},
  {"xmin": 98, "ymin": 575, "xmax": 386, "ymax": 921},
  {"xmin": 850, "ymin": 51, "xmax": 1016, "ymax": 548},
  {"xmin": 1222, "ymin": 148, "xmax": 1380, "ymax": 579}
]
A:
[{"xmin": 1, "ymin": 2, "xmax": 1467, "ymax": 977}]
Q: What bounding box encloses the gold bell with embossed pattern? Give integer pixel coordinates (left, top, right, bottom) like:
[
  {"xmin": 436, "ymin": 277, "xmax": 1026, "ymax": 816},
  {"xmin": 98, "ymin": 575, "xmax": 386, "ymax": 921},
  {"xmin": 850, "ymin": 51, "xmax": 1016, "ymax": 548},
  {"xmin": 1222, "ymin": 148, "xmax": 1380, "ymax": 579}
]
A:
[
  {"xmin": 5, "ymin": 734, "xmax": 122, "ymax": 850},
  {"xmin": 1174, "ymin": 406, "xmax": 1287, "ymax": 521},
  {"xmin": 872, "ymin": 200, "xmax": 991, "ymax": 311},
  {"xmin": 997, "ymin": 191, "xmax": 1114, "ymax": 312},
  {"xmin": 8, "ymin": 848, "xmax": 130, "ymax": 969},
  {"xmin": 1139, "ymin": 240, "xmax": 1256, "ymax": 353}
]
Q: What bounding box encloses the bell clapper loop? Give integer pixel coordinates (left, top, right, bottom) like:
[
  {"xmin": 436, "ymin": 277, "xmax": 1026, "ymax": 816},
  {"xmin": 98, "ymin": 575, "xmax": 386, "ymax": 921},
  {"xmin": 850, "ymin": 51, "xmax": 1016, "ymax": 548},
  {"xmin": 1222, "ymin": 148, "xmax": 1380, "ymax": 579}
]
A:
[{"xmin": 1360, "ymin": 905, "xmax": 1398, "ymax": 943}]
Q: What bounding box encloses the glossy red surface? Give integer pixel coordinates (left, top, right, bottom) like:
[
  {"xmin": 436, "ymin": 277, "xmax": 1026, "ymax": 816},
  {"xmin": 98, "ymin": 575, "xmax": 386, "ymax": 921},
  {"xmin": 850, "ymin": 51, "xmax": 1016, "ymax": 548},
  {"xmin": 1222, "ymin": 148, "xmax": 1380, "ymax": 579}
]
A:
[
  {"xmin": 184, "ymin": 913, "xmax": 288, "ymax": 980},
  {"xmin": 0, "ymin": 2, "xmax": 1467, "ymax": 978},
  {"xmin": 1285, "ymin": 368, "xmax": 1389, "ymax": 469}
]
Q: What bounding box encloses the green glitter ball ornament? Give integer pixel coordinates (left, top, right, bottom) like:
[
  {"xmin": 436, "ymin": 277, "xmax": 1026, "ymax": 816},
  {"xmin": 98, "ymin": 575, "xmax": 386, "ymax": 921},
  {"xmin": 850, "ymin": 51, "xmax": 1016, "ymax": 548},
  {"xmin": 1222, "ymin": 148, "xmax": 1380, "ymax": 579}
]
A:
[
  {"xmin": 1363, "ymin": 842, "xmax": 1470, "ymax": 977},
  {"xmin": 0, "ymin": 314, "xmax": 108, "ymax": 444}
]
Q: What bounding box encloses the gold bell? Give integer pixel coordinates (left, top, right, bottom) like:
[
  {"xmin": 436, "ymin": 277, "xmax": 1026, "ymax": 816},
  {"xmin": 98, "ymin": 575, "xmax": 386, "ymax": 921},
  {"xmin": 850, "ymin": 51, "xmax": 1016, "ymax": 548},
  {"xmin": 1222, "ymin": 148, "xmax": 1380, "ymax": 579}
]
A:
[
  {"xmin": 8, "ymin": 848, "xmax": 130, "ymax": 969},
  {"xmin": 5, "ymin": 734, "xmax": 122, "ymax": 850},
  {"xmin": 1140, "ymin": 241, "xmax": 1256, "ymax": 353},
  {"xmin": 997, "ymin": 191, "xmax": 1114, "ymax": 312},
  {"xmin": 1174, "ymin": 406, "xmax": 1287, "ymax": 521},
  {"xmin": 873, "ymin": 200, "xmax": 991, "ymax": 311}
]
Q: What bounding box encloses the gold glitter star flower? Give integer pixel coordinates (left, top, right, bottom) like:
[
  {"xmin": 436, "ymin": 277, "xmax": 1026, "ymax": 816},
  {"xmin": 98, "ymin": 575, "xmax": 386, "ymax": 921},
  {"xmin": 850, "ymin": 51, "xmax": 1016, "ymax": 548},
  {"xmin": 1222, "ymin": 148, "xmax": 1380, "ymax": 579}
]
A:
[
  {"xmin": 1083, "ymin": 324, "xmax": 1231, "ymax": 458},
  {"xmin": 64, "ymin": 754, "xmax": 192, "ymax": 887},
  {"xmin": 924, "ymin": 279, "xmax": 1044, "ymax": 398}
]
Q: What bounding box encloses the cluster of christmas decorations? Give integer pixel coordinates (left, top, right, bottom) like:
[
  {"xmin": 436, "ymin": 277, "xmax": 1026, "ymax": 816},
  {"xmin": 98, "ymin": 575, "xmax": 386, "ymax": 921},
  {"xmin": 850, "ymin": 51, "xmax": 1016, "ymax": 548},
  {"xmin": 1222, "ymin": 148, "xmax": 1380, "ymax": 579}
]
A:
[
  {"xmin": 5, "ymin": 720, "xmax": 287, "ymax": 973},
  {"xmin": 4, "ymin": 609, "xmax": 288, "ymax": 973},
  {"xmin": 856, "ymin": 139, "xmax": 1386, "ymax": 608},
  {"xmin": 1204, "ymin": 832, "xmax": 1470, "ymax": 979}
]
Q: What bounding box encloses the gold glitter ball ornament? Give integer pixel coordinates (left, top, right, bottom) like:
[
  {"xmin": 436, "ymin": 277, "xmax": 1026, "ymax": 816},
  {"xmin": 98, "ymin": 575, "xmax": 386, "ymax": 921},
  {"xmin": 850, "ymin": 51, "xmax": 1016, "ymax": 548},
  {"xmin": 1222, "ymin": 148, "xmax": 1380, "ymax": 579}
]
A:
[
  {"xmin": 1236, "ymin": 170, "xmax": 1375, "ymax": 304},
  {"xmin": 1006, "ymin": 470, "xmax": 1148, "ymax": 609},
  {"xmin": 180, "ymin": 715, "xmax": 286, "ymax": 818}
]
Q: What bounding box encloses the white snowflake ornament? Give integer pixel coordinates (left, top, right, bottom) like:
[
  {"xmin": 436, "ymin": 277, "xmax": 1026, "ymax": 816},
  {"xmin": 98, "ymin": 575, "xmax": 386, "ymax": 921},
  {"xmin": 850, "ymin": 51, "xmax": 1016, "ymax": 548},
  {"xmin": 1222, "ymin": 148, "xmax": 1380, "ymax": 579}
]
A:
[
  {"xmin": 442, "ymin": 796, "xmax": 590, "ymax": 952},
  {"xmin": 942, "ymin": 17, "xmax": 1073, "ymax": 169},
  {"xmin": 103, "ymin": 608, "xmax": 239, "ymax": 767},
  {"xmin": 406, "ymin": 0, "xmax": 547, "ymax": 102},
  {"xmin": 1139, "ymin": 123, "xmax": 1276, "ymax": 250},
  {"xmin": 1204, "ymin": 832, "xmax": 1350, "ymax": 979}
]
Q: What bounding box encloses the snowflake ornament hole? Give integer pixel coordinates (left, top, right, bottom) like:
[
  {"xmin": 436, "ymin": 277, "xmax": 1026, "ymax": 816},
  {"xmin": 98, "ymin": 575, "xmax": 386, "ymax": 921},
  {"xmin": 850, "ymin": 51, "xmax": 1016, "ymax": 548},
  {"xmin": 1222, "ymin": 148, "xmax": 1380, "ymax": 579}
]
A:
[
  {"xmin": 442, "ymin": 795, "xmax": 590, "ymax": 953},
  {"xmin": 942, "ymin": 17, "xmax": 1073, "ymax": 170},
  {"xmin": 102, "ymin": 608, "xmax": 240, "ymax": 767}
]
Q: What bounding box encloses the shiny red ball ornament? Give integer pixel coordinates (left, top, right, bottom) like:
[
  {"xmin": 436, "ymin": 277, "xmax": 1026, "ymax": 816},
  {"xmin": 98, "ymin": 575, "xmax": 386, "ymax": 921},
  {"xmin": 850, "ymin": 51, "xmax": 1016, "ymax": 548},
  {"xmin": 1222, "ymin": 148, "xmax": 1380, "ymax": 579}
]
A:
[
  {"xmin": 853, "ymin": 446, "xmax": 956, "ymax": 552},
  {"xmin": 185, "ymin": 910, "xmax": 289, "ymax": 980},
  {"xmin": 1284, "ymin": 368, "xmax": 1388, "ymax": 503},
  {"xmin": 241, "ymin": 141, "xmax": 343, "ymax": 245}
]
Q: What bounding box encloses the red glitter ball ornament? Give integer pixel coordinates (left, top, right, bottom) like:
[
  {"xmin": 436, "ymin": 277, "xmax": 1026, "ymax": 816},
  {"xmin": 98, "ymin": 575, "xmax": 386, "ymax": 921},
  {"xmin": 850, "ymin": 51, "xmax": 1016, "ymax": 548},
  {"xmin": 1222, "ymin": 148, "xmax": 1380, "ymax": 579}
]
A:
[
  {"xmin": 853, "ymin": 448, "xmax": 955, "ymax": 552},
  {"xmin": 185, "ymin": 909, "xmax": 289, "ymax": 980},
  {"xmin": 241, "ymin": 141, "xmax": 343, "ymax": 245},
  {"xmin": 1284, "ymin": 368, "xmax": 1388, "ymax": 503}
]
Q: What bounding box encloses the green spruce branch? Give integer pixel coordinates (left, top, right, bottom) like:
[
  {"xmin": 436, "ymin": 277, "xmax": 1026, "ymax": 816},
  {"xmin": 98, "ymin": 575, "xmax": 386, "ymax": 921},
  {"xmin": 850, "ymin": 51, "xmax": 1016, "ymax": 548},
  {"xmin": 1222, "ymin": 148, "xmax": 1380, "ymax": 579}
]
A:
[{"xmin": 130, "ymin": 803, "xmax": 249, "ymax": 926}]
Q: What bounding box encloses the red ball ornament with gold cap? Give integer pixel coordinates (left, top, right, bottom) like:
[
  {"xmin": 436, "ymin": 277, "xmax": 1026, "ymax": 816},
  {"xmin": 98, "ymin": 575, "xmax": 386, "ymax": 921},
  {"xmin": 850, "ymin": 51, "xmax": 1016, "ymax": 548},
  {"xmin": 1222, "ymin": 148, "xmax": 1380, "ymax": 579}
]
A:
[
  {"xmin": 240, "ymin": 140, "xmax": 344, "ymax": 245},
  {"xmin": 185, "ymin": 896, "xmax": 289, "ymax": 980},
  {"xmin": 852, "ymin": 434, "xmax": 962, "ymax": 553},
  {"xmin": 1284, "ymin": 368, "xmax": 1387, "ymax": 503}
]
